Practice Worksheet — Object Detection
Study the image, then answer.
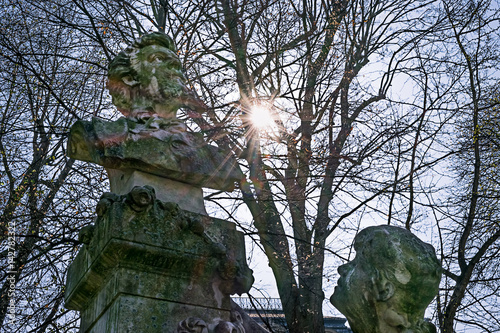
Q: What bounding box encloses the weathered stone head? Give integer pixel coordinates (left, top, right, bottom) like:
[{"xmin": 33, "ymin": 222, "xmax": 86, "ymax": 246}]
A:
[
  {"xmin": 107, "ymin": 32, "xmax": 192, "ymax": 120},
  {"xmin": 68, "ymin": 32, "xmax": 243, "ymax": 198},
  {"xmin": 330, "ymin": 225, "xmax": 441, "ymax": 333}
]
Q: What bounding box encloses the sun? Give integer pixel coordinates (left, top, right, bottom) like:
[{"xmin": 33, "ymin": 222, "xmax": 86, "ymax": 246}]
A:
[{"xmin": 249, "ymin": 104, "xmax": 277, "ymax": 132}]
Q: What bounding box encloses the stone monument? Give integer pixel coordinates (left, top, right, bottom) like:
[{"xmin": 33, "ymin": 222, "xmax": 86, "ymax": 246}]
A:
[
  {"xmin": 64, "ymin": 32, "xmax": 256, "ymax": 333},
  {"xmin": 330, "ymin": 225, "xmax": 442, "ymax": 333}
]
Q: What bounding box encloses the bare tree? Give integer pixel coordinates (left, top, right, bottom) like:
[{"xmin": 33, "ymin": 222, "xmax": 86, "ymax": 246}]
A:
[
  {"xmin": 0, "ymin": 1, "xmax": 113, "ymax": 331},
  {"xmin": 146, "ymin": 1, "xmax": 443, "ymax": 331},
  {"xmin": 1, "ymin": 0, "xmax": 499, "ymax": 332},
  {"xmin": 386, "ymin": 0, "xmax": 500, "ymax": 331},
  {"xmin": 434, "ymin": 1, "xmax": 500, "ymax": 331}
]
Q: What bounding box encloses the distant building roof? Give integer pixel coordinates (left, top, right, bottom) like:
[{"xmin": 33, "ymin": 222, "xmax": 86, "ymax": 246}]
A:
[{"xmin": 232, "ymin": 297, "xmax": 352, "ymax": 333}]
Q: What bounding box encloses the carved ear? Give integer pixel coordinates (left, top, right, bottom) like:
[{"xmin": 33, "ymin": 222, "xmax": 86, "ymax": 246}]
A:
[{"xmin": 376, "ymin": 281, "xmax": 395, "ymax": 302}]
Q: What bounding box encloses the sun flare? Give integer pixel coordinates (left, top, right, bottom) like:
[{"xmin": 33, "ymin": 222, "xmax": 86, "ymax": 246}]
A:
[{"xmin": 249, "ymin": 104, "xmax": 276, "ymax": 132}]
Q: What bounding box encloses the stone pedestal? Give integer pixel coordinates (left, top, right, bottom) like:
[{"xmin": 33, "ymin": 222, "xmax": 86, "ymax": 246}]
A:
[
  {"xmin": 106, "ymin": 169, "xmax": 207, "ymax": 215},
  {"xmin": 65, "ymin": 186, "xmax": 253, "ymax": 333}
]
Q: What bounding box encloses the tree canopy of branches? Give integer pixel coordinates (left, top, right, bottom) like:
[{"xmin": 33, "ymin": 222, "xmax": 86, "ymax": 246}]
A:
[
  {"xmin": 0, "ymin": 0, "xmax": 499, "ymax": 332},
  {"xmin": 0, "ymin": 1, "xmax": 113, "ymax": 331}
]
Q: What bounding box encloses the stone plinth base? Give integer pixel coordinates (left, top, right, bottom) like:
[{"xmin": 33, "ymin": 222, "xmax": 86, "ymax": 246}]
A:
[
  {"xmin": 81, "ymin": 278, "xmax": 230, "ymax": 333},
  {"xmin": 85, "ymin": 295, "xmax": 230, "ymax": 333},
  {"xmin": 64, "ymin": 186, "xmax": 253, "ymax": 333}
]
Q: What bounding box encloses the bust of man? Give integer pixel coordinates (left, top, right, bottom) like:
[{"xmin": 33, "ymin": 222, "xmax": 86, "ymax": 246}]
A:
[
  {"xmin": 67, "ymin": 32, "xmax": 243, "ymax": 207},
  {"xmin": 330, "ymin": 225, "xmax": 441, "ymax": 333},
  {"xmin": 107, "ymin": 32, "xmax": 201, "ymax": 123}
]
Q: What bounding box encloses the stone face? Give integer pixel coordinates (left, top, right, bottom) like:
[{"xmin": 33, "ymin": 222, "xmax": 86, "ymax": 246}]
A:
[
  {"xmin": 330, "ymin": 225, "xmax": 441, "ymax": 333},
  {"xmin": 106, "ymin": 32, "xmax": 203, "ymax": 119},
  {"xmin": 65, "ymin": 187, "xmax": 254, "ymax": 332}
]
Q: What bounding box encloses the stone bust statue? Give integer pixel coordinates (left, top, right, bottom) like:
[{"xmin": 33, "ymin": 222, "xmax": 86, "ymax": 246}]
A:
[
  {"xmin": 330, "ymin": 225, "xmax": 441, "ymax": 333},
  {"xmin": 67, "ymin": 32, "xmax": 243, "ymax": 206},
  {"xmin": 107, "ymin": 32, "xmax": 202, "ymax": 123}
]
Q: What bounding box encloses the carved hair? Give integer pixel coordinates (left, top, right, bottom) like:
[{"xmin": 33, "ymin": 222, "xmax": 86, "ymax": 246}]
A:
[
  {"xmin": 108, "ymin": 32, "xmax": 177, "ymax": 81},
  {"xmin": 356, "ymin": 225, "xmax": 441, "ymax": 331}
]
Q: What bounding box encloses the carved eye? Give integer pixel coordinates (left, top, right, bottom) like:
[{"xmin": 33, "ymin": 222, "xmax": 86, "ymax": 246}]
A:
[
  {"xmin": 121, "ymin": 75, "xmax": 138, "ymax": 86},
  {"xmin": 148, "ymin": 53, "xmax": 168, "ymax": 63},
  {"xmin": 148, "ymin": 53, "xmax": 182, "ymax": 69}
]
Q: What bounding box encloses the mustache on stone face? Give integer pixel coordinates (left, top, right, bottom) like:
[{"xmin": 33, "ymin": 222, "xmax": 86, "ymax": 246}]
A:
[{"xmin": 133, "ymin": 76, "xmax": 186, "ymax": 101}]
